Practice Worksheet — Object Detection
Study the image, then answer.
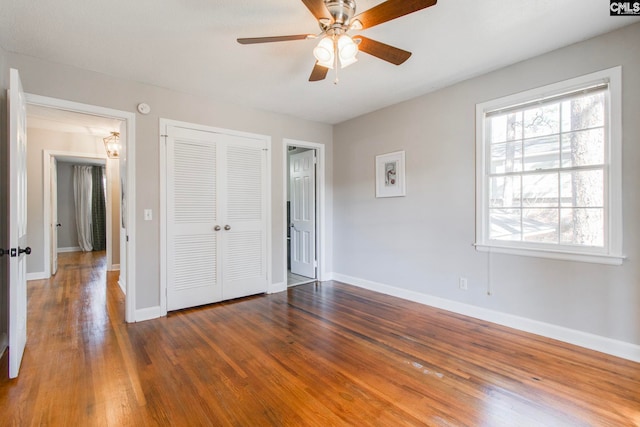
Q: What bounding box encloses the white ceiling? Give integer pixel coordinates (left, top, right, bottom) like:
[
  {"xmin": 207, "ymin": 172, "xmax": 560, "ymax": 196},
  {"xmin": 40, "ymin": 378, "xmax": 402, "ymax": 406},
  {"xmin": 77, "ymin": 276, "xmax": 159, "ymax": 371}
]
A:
[
  {"xmin": 26, "ymin": 104, "xmax": 122, "ymax": 136},
  {"xmin": 2, "ymin": 0, "xmax": 638, "ymax": 124}
]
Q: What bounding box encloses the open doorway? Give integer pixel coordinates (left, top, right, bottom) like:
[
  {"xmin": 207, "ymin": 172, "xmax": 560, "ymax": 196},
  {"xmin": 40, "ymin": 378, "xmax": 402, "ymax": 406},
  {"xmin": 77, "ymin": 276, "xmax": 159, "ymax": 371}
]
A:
[
  {"xmin": 26, "ymin": 105, "xmax": 122, "ymax": 283},
  {"xmin": 285, "ymin": 140, "xmax": 326, "ymax": 287},
  {"xmin": 48, "ymin": 156, "xmax": 117, "ymax": 275},
  {"xmin": 24, "ymin": 94, "xmax": 136, "ymax": 323}
]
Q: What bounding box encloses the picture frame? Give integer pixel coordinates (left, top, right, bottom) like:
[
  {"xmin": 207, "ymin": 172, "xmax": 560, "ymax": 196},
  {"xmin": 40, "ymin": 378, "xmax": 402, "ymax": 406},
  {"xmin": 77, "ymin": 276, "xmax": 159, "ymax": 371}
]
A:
[{"xmin": 375, "ymin": 150, "xmax": 406, "ymax": 198}]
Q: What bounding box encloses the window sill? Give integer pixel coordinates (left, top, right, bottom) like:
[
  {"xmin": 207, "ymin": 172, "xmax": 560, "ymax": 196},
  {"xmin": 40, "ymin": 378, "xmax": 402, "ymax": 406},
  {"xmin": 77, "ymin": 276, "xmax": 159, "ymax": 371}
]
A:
[{"xmin": 474, "ymin": 243, "xmax": 625, "ymax": 266}]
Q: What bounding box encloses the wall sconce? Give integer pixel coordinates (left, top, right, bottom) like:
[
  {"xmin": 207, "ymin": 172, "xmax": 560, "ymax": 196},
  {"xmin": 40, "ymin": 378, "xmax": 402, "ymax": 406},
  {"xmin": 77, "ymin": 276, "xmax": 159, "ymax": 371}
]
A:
[{"xmin": 103, "ymin": 131, "xmax": 120, "ymax": 159}]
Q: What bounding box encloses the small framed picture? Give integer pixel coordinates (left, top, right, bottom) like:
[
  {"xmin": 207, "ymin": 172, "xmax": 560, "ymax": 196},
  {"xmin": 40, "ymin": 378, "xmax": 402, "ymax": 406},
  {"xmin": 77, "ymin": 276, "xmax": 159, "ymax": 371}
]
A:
[{"xmin": 375, "ymin": 150, "xmax": 406, "ymax": 198}]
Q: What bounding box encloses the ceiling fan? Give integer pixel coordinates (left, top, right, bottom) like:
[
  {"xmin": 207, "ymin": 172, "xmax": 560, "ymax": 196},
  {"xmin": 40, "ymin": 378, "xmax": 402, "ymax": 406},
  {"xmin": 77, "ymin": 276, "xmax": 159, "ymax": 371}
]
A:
[{"xmin": 237, "ymin": 0, "xmax": 437, "ymax": 83}]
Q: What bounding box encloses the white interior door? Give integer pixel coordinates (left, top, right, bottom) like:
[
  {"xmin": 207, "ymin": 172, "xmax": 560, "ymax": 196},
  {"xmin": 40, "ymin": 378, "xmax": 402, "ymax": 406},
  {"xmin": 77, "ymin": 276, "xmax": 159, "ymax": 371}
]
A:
[
  {"xmin": 289, "ymin": 149, "xmax": 316, "ymax": 278},
  {"xmin": 8, "ymin": 68, "xmax": 29, "ymax": 378},
  {"xmin": 166, "ymin": 127, "xmax": 222, "ymax": 311},
  {"xmin": 51, "ymin": 157, "xmax": 59, "ymax": 275},
  {"xmin": 220, "ymin": 134, "xmax": 268, "ymax": 301}
]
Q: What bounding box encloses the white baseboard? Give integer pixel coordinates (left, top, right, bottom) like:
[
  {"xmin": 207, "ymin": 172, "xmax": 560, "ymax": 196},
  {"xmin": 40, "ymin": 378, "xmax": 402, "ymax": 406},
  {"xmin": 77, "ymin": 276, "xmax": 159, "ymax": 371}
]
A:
[
  {"xmin": 332, "ymin": 272, "xmax": 640, "ymax": 363},
  {"xmin": 135, "ymin": 306, "xmax": 162, "ymax": 322},
  {"xmin": 0, "ymin": 333, "xmax": 7, "ymax": 360},
  {"xmin": 118, "ymin": 279, "xmax": 126, "ymax": 295},
  {"xmin": 58, "ymin": 246, "xmax": 81, "ymax": 253},
  {"xmin": 27, "ymin": 272, "xmax": 48, "ymax": 281},
  {"xmin": 268, "ymin": 281, "xmax": 287, "ymax": 294},
  {"xmin": 108, "ymin": 264, "xmax": 120, "ymax": 272}
]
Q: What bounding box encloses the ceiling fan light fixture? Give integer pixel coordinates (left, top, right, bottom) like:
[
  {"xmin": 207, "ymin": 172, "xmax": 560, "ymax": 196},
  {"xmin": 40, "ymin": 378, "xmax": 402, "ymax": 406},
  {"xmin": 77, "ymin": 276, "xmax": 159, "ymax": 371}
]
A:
[
  {"xmin": 339, "ymin": 55, "xmax": 358, "ymax": 68},
  {"xmin": 313, "ymin": 36, "xmax": 334, "ymax": 63},
  {"xmin": 337, "ymin": 34, "xmax": 358, "ymax": 61}
]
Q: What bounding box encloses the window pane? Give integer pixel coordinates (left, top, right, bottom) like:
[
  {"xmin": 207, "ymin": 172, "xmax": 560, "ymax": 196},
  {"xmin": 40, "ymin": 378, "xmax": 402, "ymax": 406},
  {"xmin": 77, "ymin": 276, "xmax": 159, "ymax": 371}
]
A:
[
  {"xmin": 490, "ymin": 141, "xmax": 522, "ymax": 173},
  {"xmin": 560, "ymin": 208, "xmax": 604, "ymax": 247},
  {"xmin": 490, "ymin": 176, "xmax": 521, "ymax": 208},
  {"xmin": 522, "ymin": 173, "xmax": 558, "ymax": 208},
  {"xmin": 488, "ymin": 112, "xmax": 523, "ymax": 144},
  {"xmin": 561, "ymin": 128, "xmax": 604, "ymax": 167},
  {"xmin": 523, "ymin": 135, "xmax": 560, "ymax": 171},
  {"xmin": 560, "ymin": 170, "xmax": 603, "ymax": 208},
  {"xmin": 523, "ymin": 104, "xmax": 560, "ymax": 138},
  {"xmin": 488, "ymin": 115, "xmax": 507, "ymax": 144},
  {"xmin": 522, "ymin": 209, "xmax": 558, "ymax": 243},
  {"xmin": 561, "ymin": 92, "xmax": 605, "ymax": 131},
  {"xmin": 489, "ymin": 209, "xmax": 521, "ymax": 241}
]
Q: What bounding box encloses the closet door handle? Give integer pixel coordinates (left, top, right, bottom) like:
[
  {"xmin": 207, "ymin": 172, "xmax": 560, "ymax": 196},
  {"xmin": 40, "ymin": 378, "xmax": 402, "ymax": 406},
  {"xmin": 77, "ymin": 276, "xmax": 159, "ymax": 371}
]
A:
[
  {"xmin": 18, "ymin": 246, "xmax": 32, "ymax": 256},
  {"xmin": 214, "ymin": 225, "xmax": 221, "ymax": 231},
  {"xmin": 224, "ymin": 225, "xmax": 231, "ymax": 231}
]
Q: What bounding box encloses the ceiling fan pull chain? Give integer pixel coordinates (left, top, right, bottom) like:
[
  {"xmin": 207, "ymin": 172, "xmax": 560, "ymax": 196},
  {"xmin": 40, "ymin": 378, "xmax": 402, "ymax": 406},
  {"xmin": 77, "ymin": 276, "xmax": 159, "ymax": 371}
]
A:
[{"xmin": 333, "ymin": 36, "xmax": 339, "ymax": 85}]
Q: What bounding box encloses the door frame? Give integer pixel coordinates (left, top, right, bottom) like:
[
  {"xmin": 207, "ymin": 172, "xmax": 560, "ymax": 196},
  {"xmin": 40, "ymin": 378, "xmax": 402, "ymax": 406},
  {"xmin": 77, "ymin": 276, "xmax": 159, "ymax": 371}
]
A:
[
  {"xmin": 158, "ymin": 118, "xmax": 272, "ymax": 316},
  {"xmin": 25, "ymin": 93, "xmax": 137, "ymax": 323},
  {"xmin": 43, "ymin": 152, "xmax": 114, "ymax": 276},
  {"xmin": 283, "ymin": 138, "xmax": 326, "ymax": 285}
]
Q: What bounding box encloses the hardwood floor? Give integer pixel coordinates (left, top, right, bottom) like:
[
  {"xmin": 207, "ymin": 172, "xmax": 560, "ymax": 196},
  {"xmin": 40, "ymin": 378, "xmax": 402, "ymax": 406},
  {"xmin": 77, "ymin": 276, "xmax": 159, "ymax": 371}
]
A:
[{"xmin": 1, "ymin": 251, "xmax": 639, "ymax": 426}]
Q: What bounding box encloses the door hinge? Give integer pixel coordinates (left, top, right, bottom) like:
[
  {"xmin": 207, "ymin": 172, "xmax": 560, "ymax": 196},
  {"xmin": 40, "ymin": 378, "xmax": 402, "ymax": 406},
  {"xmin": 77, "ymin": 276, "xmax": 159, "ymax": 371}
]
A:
[{"xmin": 313, "ymin": 260, "xmax": 318, "ymax": 268}]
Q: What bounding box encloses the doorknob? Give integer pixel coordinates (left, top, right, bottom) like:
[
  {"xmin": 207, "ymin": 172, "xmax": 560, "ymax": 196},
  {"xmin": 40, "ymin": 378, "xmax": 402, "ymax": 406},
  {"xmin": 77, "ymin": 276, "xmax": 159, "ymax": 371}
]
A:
[
  {"xmin": 18, "ymin": 246, "xmax": 32, "ymax": 255},
  {"xmin": 0, "ymin": 248, "xmax": 7, "ymax": 257},
  {"xmin": 224, "ymin": 225, "xmax": 231, "ymax": 231},
  {"xmin": 214, "ymin": 225, "xmax": 221, "ymax": 231}
]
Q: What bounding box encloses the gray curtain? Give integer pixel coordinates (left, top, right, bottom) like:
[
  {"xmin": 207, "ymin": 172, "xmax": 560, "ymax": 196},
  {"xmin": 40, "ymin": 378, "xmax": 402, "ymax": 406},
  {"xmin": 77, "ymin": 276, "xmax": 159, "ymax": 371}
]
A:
[
  {"xmin": 73, "ymin": 165, "xmax": 93, "ymax": 252},
  {"xmin": 91, "ymin": 166, "xmax": 107, "ymax": 251}
]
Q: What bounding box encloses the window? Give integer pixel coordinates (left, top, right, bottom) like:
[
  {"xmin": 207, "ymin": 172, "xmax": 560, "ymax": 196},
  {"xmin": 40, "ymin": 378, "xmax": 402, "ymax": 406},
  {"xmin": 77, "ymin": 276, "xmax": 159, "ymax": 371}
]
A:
[{"xmin": 475, "ymin": 67, "xmax": 623, "ymax": 265}]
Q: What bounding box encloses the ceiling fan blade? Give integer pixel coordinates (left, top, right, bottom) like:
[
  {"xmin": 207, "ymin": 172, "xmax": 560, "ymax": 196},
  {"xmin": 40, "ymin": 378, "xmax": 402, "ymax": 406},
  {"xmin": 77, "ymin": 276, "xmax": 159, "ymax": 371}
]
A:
[
  {"xmin": 309, "ymin": 62, "xmax": 329, "ymax": 82},
  {"xmin": 353, "ymin": 0, "xmax": 437, "ymax": 29},
  {"xmin": 301, "ymin": 0, "xmax": 331, "ymax": 20},
  {"xmin": 237, "ymin": 34, "xmax": 312, "ymax": 44},
  {"xmin": 354, "ymin": 36, "xmax": 412, "ymax": 65}
]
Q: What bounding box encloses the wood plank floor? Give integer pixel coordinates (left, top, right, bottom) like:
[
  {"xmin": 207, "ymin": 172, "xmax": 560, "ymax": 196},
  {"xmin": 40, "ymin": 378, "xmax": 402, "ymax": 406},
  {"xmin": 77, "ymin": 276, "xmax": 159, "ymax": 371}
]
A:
[{"xmin": 1, "ymin": 251, "xmax": 639, "ymax": 426}]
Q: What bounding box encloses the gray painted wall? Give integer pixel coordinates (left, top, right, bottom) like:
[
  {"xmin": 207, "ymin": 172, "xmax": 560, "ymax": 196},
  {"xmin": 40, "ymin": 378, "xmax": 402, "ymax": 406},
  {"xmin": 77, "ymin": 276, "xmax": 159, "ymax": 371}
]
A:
[
  {"xmin": 7, "ymin": 53, "xmax": 334, "ymax": 310},
  {"xmin": 333, "ymin": 23, "xmax": 640, "ymax": 346},
  {"xmin": 56, "ymin": 162, "xmax": 79, "ymax": 250}
]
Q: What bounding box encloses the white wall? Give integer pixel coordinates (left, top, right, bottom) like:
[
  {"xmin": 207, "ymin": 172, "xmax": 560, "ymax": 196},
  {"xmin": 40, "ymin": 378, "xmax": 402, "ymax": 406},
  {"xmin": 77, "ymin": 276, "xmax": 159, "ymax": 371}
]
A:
[
  {"xmin": 333, "ymin": 23, "xmax": 640, "ymax": 349},
  {"xmin": 8, "ymin": 53, "xmax": 334, "ymax": 310}
]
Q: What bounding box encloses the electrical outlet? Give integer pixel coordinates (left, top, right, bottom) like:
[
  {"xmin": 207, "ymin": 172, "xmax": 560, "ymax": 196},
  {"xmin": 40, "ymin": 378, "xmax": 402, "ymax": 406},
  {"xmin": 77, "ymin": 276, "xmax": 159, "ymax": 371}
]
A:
[
  {"xmin": 459, "ymin": 277, "xmax": 468, "ymax": 291},
  {"xmin": 144, "ymin": 209, "xmax": 153, "ymax": 221}
]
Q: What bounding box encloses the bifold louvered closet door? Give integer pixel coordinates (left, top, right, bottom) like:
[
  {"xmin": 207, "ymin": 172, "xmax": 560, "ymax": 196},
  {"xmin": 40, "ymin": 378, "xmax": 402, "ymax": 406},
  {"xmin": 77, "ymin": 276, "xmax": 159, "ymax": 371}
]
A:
[{"xmin": 166, "ymin": 126, "xmax": 268, "ymax": 311}]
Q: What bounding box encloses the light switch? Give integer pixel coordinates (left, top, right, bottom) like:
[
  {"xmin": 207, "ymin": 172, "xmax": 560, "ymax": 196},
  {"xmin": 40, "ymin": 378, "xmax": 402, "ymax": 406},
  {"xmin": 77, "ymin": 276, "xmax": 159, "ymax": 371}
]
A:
[{"xmin": 144, "ymin": 209, "xmax": 153, "ymax": 221}]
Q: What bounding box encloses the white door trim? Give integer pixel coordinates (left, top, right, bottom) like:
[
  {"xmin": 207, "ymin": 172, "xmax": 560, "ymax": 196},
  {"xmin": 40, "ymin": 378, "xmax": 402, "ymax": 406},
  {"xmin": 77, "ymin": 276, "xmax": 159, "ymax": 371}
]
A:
[
  {"xmin": 283, "ymin": 139, "xmax": 326, "ymax": 284},
  {"xmin": 159, "ymin": 118, "xmax": 272, "ymax": 316},
  {"xmin": 26, "ymin": 93, "xmax": 137, "ymax": 323},
  {"xmin": 43, "ymin": 151, "xmax": 111, "ymax": 276}
]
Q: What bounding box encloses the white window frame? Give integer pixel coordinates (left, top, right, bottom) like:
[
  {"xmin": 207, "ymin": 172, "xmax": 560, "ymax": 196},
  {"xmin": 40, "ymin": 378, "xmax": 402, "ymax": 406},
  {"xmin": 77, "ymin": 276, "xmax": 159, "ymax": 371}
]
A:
[{"xmin": 475, "ymin": 67, "xmax": 624, "ymax": 265}]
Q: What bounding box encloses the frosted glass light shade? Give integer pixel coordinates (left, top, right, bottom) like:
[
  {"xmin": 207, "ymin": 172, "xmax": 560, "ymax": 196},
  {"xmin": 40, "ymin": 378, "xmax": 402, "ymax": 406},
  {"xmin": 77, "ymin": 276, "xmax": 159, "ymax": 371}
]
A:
[
  {"xmin": 313, "ymin": 37, "xmax": 334, "ymax": 63},
  {"xmin": 338, "ymin": 34, "xmax": 358, "ymax": 61}
]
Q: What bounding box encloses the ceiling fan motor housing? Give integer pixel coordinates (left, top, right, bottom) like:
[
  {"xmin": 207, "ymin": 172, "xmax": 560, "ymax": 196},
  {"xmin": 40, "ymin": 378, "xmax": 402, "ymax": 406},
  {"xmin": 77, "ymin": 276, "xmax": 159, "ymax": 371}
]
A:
[{"xmin": 325, "ymin": 0, "xmax": 356, "ymax": 27}]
